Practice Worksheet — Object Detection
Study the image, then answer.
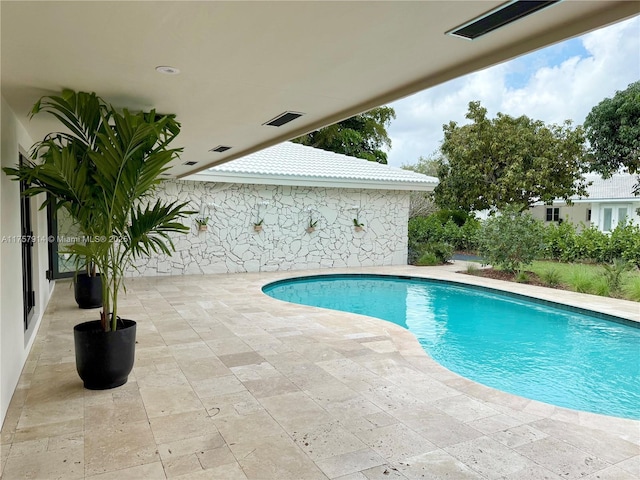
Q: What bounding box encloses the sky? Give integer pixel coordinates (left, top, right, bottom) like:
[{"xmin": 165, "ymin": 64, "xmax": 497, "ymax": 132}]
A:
[{"xmin": 385, "ymin": 15, "xmax": 640, "ymax": 168}]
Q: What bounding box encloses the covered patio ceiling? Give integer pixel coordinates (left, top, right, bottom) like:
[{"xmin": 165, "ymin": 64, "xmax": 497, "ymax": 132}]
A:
[{"xmin": 1, "ymin": 1, "xmax": 638, "ymax": 178}]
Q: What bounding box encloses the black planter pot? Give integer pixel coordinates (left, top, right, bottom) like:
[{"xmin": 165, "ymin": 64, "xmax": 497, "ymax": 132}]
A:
[
  {"xmin": 74, "ymin": 273, "xmax": 102, "ymax": 309},
  {"xmin": 73, "ymin": 319, "xmax": 136, "ymax": 390}
]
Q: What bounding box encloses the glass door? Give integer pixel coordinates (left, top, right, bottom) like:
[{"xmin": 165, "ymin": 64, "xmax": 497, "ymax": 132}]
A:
[{"xmin": 47, "ymin": 202, "xmax": 77, "ymax": 279}]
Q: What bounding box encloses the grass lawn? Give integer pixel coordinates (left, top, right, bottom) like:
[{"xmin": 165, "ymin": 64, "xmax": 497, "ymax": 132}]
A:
[
  {"xmin": 463, "ymin": 259, "xmax": 640, "ymax": 302},
  {"xmin": 526, "ymin": 260, "xmax": 640, "ymax": 301}
]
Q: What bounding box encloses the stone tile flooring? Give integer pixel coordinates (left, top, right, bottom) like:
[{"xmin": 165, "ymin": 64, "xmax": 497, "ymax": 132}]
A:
[{"xmin": 1, "ymin": 264, "xmax": 638, "ymax": 479}]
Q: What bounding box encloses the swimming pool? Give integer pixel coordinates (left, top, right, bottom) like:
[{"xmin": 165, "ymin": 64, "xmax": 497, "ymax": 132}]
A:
[{"xmin": 263, "ymin": 274, "xmax": 640, "ymax": 419}]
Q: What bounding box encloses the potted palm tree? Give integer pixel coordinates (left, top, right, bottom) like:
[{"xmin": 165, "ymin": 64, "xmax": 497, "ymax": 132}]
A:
[
  {"xmin": 73, "ymin": 259, "xmax": 102, "ymax": 309},
  {"xmin": 4, "ymin": 90, "xmax": 193, "ymax": 389}
]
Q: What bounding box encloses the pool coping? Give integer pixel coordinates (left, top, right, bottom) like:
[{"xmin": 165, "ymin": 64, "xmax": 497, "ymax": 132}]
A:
[{"xmin": 262, "ymin": 272, "xmax": 640, "ymax": 329}]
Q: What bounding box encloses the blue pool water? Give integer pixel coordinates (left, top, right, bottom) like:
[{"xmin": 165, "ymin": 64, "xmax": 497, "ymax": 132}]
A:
[{"xmin": 263, "ymin": 275, "xmax": 640, "ymax": 420}]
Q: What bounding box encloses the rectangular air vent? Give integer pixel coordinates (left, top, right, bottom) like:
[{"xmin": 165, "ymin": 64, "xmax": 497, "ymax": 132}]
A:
[
  {"xmin": 210, "ymin": 145, "xmax": 232, "ymax": 153},
  {"xmin": 447, "ymin": 1, "xmax": 559, "ymax": 40},
  {"xmin": 182, "ymin": 161, "xmax": 198, "ymax": 166},
  {"xmin": 263, "ymin": 111, "xmax": 304, "ymax": 127}
]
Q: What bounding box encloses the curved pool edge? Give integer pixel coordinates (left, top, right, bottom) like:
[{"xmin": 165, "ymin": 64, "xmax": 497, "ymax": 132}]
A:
[
  {"xmin": 255, "ymin": 265, "xmax": 640, "ymax": 425},
  {"xmin": 258, "ymin": 265, "xmax": 640, "ymax": 325},
  {"xmin": 262, "ymin": 273, "xmax": 639, "ymax": 329}
]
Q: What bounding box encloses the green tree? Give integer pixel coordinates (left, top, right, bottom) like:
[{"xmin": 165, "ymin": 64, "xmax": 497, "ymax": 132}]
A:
[
  {"xmin": 434, "ymin": 101, "xmax": 588, "ymax": 212},
  {"xmin": 478, "ymin": 206, "xmax": 545, "ymax": 273},
  {"xmin": 402, "ymin": 153, "xmax": 441, "ymax": 176},
  {"xmin": 402, "ymin": 153, "xmax": 441, "ymax": 217},
  {"xmin": 292, "ymin": 106, "xmax": 395, "ymax": 163},
  {"xmin": 584, "ymin": 81, "xmax": 640, "ymax": 194}
]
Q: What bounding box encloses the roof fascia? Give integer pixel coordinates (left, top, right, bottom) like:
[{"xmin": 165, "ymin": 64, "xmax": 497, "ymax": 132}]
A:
[{"xmin": 184, "ymin": 172, "xmax": 437, "ymax": 192}]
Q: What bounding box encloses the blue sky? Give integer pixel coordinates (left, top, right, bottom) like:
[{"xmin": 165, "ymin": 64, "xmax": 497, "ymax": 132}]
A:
[{"xmin": 385, "ymin": 15, "xmax": 640, "ymax": 168}]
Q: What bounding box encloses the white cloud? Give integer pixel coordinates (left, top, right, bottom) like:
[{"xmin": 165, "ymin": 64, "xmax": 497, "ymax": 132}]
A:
[{"xmin": 387, "ymin": 16, "xmax": 640, "ymax": 167}]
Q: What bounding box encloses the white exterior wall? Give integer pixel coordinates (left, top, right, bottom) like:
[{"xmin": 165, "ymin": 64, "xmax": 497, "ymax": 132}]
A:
[
  {"xmin": 591, "ymin": 202, "xmax": 640, "ymax": 232},
  {"xmin": 0, "ymin": 97, "xmax": 54, "ymax": 427},
  {"xmin": 531, "ymin": 202, "xmax": 640, "ymax": 232},
  {"xmin": 129, "ymin": 180, "xmax": 411, "ymax": 276},
  {"xmin": 530, "ymin": 203, "xmax": 592, "ymax": 230}
]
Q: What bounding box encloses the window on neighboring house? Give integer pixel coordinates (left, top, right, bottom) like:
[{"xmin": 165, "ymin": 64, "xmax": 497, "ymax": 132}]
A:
[
  {"xmin": 618, "ymin": 207, "xmax": 628, "ymax": 225},
  {"xmin": 603, "ymin": 208, "xmax": 612, "ymax": 231},
  {"xmin": 546, "ymin": 207, "xmax": 559, "ymax": 222},
  {"xmin": 586, "ymin": 209, "xmax": 591, "ymax": 222}
]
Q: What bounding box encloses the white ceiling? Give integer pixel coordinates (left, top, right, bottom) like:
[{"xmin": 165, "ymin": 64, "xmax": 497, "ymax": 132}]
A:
[{"xmin": 2, "ymin": 1, "xmax": 638, "ymax": 177}]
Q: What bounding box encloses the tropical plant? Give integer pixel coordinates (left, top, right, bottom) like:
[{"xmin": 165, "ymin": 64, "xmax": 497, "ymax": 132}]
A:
[
  {"xmin": 353, "ymin": 218, "xmax": 364, "ymax": 228},
  {"xmin": 195, "ymin": 217, "xmax": 209, "ymax": 227},
  {"xmin": 254, "ymin": 218, "xmax": 264, "ymax": 226},
  {"xmin": 3, "ymin": 90, "xmax": 193, "ymax": 332},
  {"xmin": 600, "ymin": 258, "xmax": 632, "ymax": 294},
  {"xmin": 478, "ymin": 206, "xmax": 545, "ymax": 273},
  {"xmin": 308, "ymin": 218, "xmax": 318, "ymax": 229}
]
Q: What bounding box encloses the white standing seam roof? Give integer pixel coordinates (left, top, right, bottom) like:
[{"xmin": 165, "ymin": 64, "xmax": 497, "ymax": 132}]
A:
[
  {"xmin": 186, "ymin": 142, "xmax": 438, "ymax": 191},
  {"xmin": 567, "ymin": 174, "xmax": 639, "ymax": 202}
]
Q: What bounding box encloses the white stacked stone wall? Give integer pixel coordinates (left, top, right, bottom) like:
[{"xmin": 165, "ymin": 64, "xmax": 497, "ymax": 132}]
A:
[{"xmin": 129, "ymin": 180, "xmax": 410, "ymax": 276}]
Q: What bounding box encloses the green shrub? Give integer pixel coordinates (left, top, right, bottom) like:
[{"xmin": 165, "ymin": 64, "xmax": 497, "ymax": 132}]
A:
[
  {"xmin": 416, "ymin": 252, "xmax": 439, "ymax": 266},
  {"xmin": 592, "ymin": 276, "xmax": 611, "ymax": 297},
  {"xmin": 611, "ymin": 222, "xmax": 640, "ymax": 267},
  {"xmin": 457, "ymin": 217, "xmax": 482, "ymax": 251},
  {"xmin": 515, "ymin": 271, "xmax": 530, "ymax": 283},
  {"xmin": 567, "ymin": 267, "xmax": 595, "ymax": 293},
  {"xmin": 435, "ymin": 209, "xmax": 469, "ymax": 227},
  {"xmin": 466, "ymin": 263, "xmax": 481, "ymax": 275},
  {"xmin": 575, "ymin": 226, "xmax": 611, "ymax": 263},
  {"xmin": 622, "ymin": 276, "xmax": 640, "ymax": 302},
  {"xmin": 414, "ymin": 242, "xmax": 453, "ymax": 266},
  {"xmin": 413, "ymin": 241, "xmax": 453, "ymax": 266},
  {"xmin": 543, "ymin": 221, "xmax": 578, "ymax": 261},
  {"xmin": 408, "ymin": 211, "xmax": 481, "ymax": 262},
  {"xmin": 542, "ymin": 221, "xmax": 640, "ymax": 266},
  {"xmin": 478, "ymin": 207, "xmax": 545, "ymax": 273},
  {"xmin": 540, "ymin": 268, "xmax": 561, "ymax": 287}
]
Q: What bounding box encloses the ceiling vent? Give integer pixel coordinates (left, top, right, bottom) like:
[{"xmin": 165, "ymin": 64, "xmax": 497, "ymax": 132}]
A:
[
  {"xmin": 210, "ymin": 145, "xmax": 232, "ymax": 153},
  {"xmin": 447, "ymin": 0, "xmax": 560, "ymax": 40},
  {"xmin": 263, "ymin": 111, "xmax": 304, "ymax": 127},
  {"xmin": 182, "ymin": 161, "xmax": 198, "ymax": 166}
]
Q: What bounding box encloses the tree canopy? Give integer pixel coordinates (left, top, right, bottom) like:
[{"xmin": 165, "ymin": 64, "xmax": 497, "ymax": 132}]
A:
[
  {"xmin": 402, "ymin": 154, "xmax": 441, "ymax": 177},
  {"xmin": 584, "ymin": 81, "xmax": 640, "ymax": 193},
  {"xmin": 434, "ymin": 101, "xmax": 588, "ymax": 212},
  {"xmin": 292, "ymin": 106, "xmax": 395, "ymax": 163}
]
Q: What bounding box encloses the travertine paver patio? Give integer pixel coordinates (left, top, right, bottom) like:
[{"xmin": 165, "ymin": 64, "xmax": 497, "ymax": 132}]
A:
[{"xmin": 1, "ymin": 264, "xmax": 638, "ymax": 479}]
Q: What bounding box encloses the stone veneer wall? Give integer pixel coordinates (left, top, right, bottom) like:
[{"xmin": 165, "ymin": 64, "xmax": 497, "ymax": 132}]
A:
[{"xmin": 129, "ymin": 180, "xmax": 411, "ymax": 276}]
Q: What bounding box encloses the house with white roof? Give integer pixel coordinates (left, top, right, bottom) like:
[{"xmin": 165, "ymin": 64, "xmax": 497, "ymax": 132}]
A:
[
  {"xmin": 529, "ymin": 174, "xmax": 640, "ymax": 232},
  {"xmin": 125, "ymin": 142, "xmax": 437, "ymax": 275}
]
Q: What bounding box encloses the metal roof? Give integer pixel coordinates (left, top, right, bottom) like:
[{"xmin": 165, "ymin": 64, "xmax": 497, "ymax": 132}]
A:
[
  {"xmin": 573, "ymin": 174, "xmax": 639, "ymax": 202},
  {"xmin": 186, "ymin": 142, "xmax": 438, "ymax": 191}
]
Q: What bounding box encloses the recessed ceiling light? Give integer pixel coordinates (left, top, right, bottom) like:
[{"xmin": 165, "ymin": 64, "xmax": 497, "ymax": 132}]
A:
[
  {"xmin": 210, "ymin": 145, "xmax": 232, "ymax": 153},
  {"xmin": 183, "ymin": 161, "xmax": 198, "ymax": 166},
  {"xmin": 447, "ymin": 0, "xmax": 559, "ymax": 40},
  {"xmin": 155, "ymin": 65, "xmax": 180, "ymax": 75},
  {"xmin": 263, "ymin": 111, "xmax": 305, "ymax": 127}
]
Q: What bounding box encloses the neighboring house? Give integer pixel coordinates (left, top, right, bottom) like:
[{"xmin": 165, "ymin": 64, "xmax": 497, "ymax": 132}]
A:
[
  {"xmin": 125, "ymin": 142, "xmax": 437, "ymax": 275},
  {"xmin": 529, "ymin": 174, "xmax": 640, "ymax": 232}
]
